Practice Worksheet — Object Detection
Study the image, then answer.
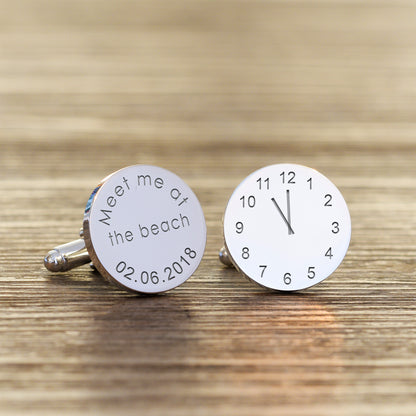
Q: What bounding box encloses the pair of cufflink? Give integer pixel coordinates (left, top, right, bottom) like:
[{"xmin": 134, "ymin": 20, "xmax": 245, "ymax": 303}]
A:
[{"xmin": 44, "ymin": 164, "xmax": 351, "ymax": 293}]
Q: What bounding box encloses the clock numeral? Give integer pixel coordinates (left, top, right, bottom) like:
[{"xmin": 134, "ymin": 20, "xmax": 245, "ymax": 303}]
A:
[
  {"xmin": 280, "ymin": 171, "xmax": 296, "ymax": 184},
  {"xmin": 259, "ymin": 265, "xmax": 267, "ymax": 277},
  {"xmin": 325, "ymin": 247, "xmax": 333, "ymax": 259},
  {"xmin": 324, "ymin": 194, "xmax": 333, "ymax": 207},
  {"xmin": 307, "ymin": 177, "xmax": 312, "ymax": 190},
  {"xmin": 240, "ymin": 195, "xmax": 256, "ymax": 208},
  {"xmin": 332, "ymin": 221, "xmax": 340, "ymax": 234},
  {"xmin": 242, "ymin": 247, "xmax": 250, "ymax": 259},
  {"xmin": 307, "ymin": 266, "xmax": 316, "ymax": 279},
  {"xmin": 256, "ymin": 177, "xmax": 270, "ymax": 190},
  {"xmin": 235, "ymin": 221, "xmax": 244, "ymax": 234},
  {"xmin": 283, "ymin": 272, "xmax": 292, "ymax": 285}
]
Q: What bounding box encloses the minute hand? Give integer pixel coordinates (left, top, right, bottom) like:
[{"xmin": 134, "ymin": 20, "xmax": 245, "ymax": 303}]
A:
[{"xmin": 271, "ymin": 197, "xmax": 295, "ymax": 235}]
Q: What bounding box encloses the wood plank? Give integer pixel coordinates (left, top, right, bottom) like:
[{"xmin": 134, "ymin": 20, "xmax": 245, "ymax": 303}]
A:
[{"xmin": 0, "ymin": 0, "xmax": 415, "ymax": 415}]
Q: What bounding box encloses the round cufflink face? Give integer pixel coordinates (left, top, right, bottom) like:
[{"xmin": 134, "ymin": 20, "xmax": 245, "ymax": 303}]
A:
[
  {"xmin": 83, "ymin": 165, "xmax": 206, "ymax": 294},
  {"xmin": 223, "ymin": 163, "xmax": 351, "ymax": 291}
]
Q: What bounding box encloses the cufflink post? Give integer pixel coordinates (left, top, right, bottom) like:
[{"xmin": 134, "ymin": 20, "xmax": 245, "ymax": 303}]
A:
[
  {"xmin": 219, "ymin": 245, "xmax": 234, "ymax": 267},
  {"xmin": 44, "ymin": 229, "xmax": 90, "ymax": 272}
]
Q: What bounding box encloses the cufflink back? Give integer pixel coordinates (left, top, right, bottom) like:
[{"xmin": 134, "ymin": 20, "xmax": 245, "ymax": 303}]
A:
[
  {"xmin": 219, "ymin": 163, "xmax": 351, "ymax": 291},
  {"xmin": 45, "ymin": 165, "xmax": 207, "ymax": 294}
]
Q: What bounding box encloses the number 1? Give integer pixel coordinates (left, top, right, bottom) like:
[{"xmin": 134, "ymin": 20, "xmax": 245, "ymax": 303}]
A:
[{"xmin": 257, "ymin": 177, "xmax": 270, "ymax": 190}]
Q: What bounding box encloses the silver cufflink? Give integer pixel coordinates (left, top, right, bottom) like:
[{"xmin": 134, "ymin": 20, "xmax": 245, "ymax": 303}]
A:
[
  {"xmin": 44, "ymin": 165, "xmax": 207, "ymax": 294},
  {"xmin": 219, "ymin": 163, "xmax": 351, "ymax": 291}
]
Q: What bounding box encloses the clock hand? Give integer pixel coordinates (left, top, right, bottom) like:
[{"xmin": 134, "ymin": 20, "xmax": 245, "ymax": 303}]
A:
[
  {"xmin": 271, "ymin": 197, "xmax": 295, "ymax": 235},
  {"xmin": 286, "ymin": 189, "xmax": 294, "ymax": 235}
]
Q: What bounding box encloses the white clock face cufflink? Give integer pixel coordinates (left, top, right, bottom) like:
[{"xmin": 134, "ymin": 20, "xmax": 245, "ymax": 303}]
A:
[
  {"xmin": 44, "ymin": 165, "xmax": 207, "ymax": 294},
  {"xmin": 219, "ymin": 163, "xmax": 351, "ymax": 291}
]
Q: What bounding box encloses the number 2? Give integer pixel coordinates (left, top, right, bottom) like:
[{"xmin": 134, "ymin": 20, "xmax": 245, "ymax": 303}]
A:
[
  {"xmin": 324, "ymin": 194, "xmax": 332, "ymax": 206},
  {"xmin": 116, "ymin": 261, "xmax": 134, "ymax": 280}
]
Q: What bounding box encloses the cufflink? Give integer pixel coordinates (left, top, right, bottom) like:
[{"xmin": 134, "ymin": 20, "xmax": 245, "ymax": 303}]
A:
[
  {"xmin": 219, "ymin": 163, "xmax": 351, "ymax": 291},
  {"xmin": 44, "ymin": 165, "xmax": 207, "ymax": 294}
]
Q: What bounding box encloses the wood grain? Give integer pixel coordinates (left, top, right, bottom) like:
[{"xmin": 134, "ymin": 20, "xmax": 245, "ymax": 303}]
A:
[{"xmin": 1, "ymin": 1, "xmax": 416, "ymax": 415}]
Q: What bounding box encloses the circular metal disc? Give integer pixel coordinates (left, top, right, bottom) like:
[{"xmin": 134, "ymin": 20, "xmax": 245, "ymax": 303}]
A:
[
  {"xmin": 83, "ymin": 165, "xmax": 206, "ymax": 293},
  {"xmin": 223, "ymin": 163, "xmax": 351, "ymax": 291}
]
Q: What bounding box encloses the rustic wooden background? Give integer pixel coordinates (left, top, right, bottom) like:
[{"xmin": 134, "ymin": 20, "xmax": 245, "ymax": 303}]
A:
[{"xmin": 1, "ymin": 0, "xmax": 416, "ymax": 415}]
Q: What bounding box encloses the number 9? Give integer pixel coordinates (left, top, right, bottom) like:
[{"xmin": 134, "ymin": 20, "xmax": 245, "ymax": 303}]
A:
[{"xmin": 235, "ymin": 222, "xmax": 244, "ymax": 234}]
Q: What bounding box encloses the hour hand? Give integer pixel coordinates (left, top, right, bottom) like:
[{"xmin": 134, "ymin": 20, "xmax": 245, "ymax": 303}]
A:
[{"xmin": 271, "ymin": 196, "xmax": 295, "ymax": 235}]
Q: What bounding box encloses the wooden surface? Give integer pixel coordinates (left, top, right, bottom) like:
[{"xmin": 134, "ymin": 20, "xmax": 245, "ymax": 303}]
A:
[{"xmin": 1, "ymin": 1, "xmax": 416, "ymax": 415}]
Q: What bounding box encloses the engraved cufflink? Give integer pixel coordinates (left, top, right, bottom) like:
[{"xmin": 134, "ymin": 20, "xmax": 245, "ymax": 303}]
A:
[
  {"xmin": 44, "ymin": 165, "xmax": 207, "ymax": 294},
  {"xmin": 219, "ymin": 163, "xmax": 351, "ymax": 291}
]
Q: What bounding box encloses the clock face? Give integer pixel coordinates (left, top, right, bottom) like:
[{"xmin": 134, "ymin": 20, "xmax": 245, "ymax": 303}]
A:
[
  {"xmin": 83, "ymin": 165, "xmax": 206, "ymax": 293},
  {"xmin": 223, "ymin": 164, "xmax": 351, "ymax": 291}
]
